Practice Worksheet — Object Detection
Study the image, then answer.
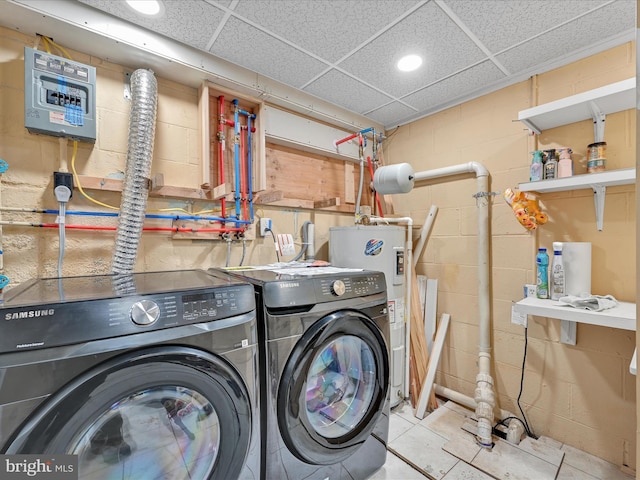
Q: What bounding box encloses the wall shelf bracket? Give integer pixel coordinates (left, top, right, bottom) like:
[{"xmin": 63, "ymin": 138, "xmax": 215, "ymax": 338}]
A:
[
  {"xmin": 588, "ymin": 100, "xmax": 606, "ymax": 143},
  {"xmin": 592, "ymin": 184, "xmax": 606, "ymax": 231}
]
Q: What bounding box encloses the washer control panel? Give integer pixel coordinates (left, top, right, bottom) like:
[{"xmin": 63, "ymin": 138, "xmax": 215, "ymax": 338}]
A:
[{"xmin": 0, "ymin": 283, "xmax": 255, "ymax": 352}]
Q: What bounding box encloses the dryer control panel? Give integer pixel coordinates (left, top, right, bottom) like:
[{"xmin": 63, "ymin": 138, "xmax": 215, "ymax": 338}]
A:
[{"xmin": 261, "ymin": 271, "xmax": 386, "ymax": 308}]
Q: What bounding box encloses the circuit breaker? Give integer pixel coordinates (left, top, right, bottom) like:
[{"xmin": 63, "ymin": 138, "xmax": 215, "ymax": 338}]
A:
[{"xmin": 24, "ymin": 47, "xmax": 97, "ymax": 143}]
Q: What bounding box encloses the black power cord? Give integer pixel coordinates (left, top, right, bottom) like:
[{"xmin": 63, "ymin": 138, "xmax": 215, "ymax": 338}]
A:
[
  {"xmin": 516, "ymin": 326, "xmax": 536, "ymax": 438},
  {"xmin": 266, "ymin": 228, "xmax": 280, "ymax": 263},
  {"xmin": 492, "ymin": 325, "xmax": 537, "ymax": 441}
]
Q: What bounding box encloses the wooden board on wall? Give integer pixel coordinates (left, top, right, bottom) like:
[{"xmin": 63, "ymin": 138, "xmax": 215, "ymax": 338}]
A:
[{"xmin": 264, "ymin": 143, "xmax": 371, "ymax": 213}]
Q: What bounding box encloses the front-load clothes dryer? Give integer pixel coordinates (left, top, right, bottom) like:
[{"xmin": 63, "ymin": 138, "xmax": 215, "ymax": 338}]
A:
[
  {"xmin": 209, "ymin": 267, "xmax": 390, "ymax": 480},
  {"xmin": 0, "ymin": 269, "xmax": 260, "ymax": 480}
]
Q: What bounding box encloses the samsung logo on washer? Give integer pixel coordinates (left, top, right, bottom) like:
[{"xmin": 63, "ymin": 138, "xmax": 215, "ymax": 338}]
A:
[
  {"xmin": 5, "ymin": 309, "xmax": 55, "ymax": 320},
  {"xmin": 279, "ymin": 282, "xmax": 300, "ymax": 288}
]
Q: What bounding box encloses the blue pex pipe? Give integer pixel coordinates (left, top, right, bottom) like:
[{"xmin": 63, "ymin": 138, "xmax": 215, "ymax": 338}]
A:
[{"xmin": 39, "ymin": 209, "xmax": 248, "ymax": 223}]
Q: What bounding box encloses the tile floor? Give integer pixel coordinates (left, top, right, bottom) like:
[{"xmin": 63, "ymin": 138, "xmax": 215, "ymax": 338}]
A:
[{"xmin": 371, "ymin": 400, "xmax": 635, "ymax": 480}]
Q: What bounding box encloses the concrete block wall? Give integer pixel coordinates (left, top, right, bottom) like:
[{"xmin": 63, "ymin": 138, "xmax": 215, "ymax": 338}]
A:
[
  {"xmin": 387, "ymin": 43, "xmax": 636, "ymax": 469},
  {"xmin": 0, "ymin": 27, "xmax": 351, "ymax": 285}
]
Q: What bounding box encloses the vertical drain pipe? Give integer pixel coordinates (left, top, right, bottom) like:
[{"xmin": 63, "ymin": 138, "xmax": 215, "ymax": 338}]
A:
[
  {"xmin": 374, "ymin": 162, "xmax": 495, "ymax": 448},
  {"xmin": 111, "ymin": 69, "xmax": 158, "ymax": 275}
]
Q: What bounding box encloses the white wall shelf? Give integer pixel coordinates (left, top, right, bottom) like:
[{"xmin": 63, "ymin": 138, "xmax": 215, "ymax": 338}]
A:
[
  {"xmin": 519, "ymin": 168, "xmax": 636, "ymax": 230},
  {"xmin": 514, "ymin": 297, "xmax": 636, "ymax": 375},
  {"xmin": 517, "ymin": 78, "xmax": 635, "ymax": 141},
  {"xmin": 513, "ymin": 297, "xmax": 635, "ymax": 331}
]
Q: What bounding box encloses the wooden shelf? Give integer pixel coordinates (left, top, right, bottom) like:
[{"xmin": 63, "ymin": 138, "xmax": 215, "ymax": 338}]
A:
[
  {"xmin": 513, "ymin": 296, "xmax": 635, "ymax": 331},
  {"xmin": 78, "ymin": 174, "xmax": 213, "ymax": 200},
  {"xmin": 518, "ymin": 168, "xmax": 636, "ymax": 231},
  {"xmin": 517, "ymin": 78, "xmax": 635, "ymax": 136}
]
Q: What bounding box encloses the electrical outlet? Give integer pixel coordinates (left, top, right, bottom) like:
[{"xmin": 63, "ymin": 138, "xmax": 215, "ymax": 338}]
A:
[{"xmin": 260, "ymin": 218, "xmax": 272, "ymax": 236}]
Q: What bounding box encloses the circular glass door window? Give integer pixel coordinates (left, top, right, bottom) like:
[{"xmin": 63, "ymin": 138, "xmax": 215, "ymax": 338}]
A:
[
  {"xmin": 305, "ymin": 335, "xmax": 376, "ymax": 438},
  {"xmin": 68, "ymin": 386, "xmax": 220, "ymax": 479}
]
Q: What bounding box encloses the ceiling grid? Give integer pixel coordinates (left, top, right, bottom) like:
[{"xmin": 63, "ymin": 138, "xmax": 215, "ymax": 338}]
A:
[{"xmin": 6, "ymin": 0, "xmax": 637, "ymax": 129}]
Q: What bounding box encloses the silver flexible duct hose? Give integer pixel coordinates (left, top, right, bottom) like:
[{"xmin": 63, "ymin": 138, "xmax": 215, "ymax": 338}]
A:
[{"xmin": 111, "ymin": 69, "xmax": 158, "ymax": 275}]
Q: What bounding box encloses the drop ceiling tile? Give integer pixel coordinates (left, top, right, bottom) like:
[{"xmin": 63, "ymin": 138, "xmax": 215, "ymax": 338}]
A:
[
  {"xmin": 79, "ymin": 0, "xmax": 226, "ymax": 50},
  {"xmin": 338, "ymin": 1, "xmax": 486, "ymax": 98},
  {"xmin": 232, "ymin": 0, "xmax": 418, "ymax": 63},
  {"xmin": 402, "ymin": 61, "xmax": 505, "ymax": 115},
  {"xmin": 209, "ymin": 16, "xmax": 328, "ymax": 88},
  {"xmin": 496, "ymin": 0, "xmax": 635, "ymax": 75},
  {"xmin": 304, "ymin": 69, "xmax": 393, "ymax": 115},
  {"xmin": 365, "ymin": 102, "xmax": 418, "ymax": 129},
  {"xmin": 443, "ymin": 0, "xmax": 608, "ymax": 54}
]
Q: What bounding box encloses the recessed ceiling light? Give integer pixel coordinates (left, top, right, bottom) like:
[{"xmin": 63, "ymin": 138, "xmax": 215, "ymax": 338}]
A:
[
  {"xmin": 397, "ymin": 54, "xmax": 423, "ymax": 72},
  {"xmin": 126, "ymin": 0, "xmax": 163, "ymax": 16}
]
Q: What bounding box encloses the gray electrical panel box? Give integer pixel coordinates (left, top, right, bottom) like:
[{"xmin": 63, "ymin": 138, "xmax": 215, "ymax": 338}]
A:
[{"xmin": 24, "ymin": 47, "xmax": 97, "ymax": 143}]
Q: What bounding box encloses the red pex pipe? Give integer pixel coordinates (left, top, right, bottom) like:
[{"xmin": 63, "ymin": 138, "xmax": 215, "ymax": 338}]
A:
[
  {"xmin": 335, "ymin": 132, "xmax": 358, "ymax": 147},
  {"xmin": 41, "ymin": 224, "xmax": 244, "ymax": 233},
  {"xmin": 218, "ymin": 95, "xmax": 227, "ymax": 220}
]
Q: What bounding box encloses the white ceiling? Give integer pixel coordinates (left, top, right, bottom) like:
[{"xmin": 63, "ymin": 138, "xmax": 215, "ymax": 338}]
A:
[{"xmin": 4, "ymin": 0, "xmax": 637, "ymax": 130}]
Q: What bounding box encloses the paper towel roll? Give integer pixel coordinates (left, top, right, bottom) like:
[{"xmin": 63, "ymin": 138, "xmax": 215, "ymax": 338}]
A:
[{"xmin": 562, "ymin": 242, "xmax": 591, "ymax": 296}]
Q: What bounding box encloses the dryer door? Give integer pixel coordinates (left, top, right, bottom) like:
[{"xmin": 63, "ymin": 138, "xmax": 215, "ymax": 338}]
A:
[
  {"xmin": 3, "ymin": 346, "xmax": 252, "ymax": 480},
  {"xmin": 278, "ymin": 309, "xmax": 389, "ymax": 465}
]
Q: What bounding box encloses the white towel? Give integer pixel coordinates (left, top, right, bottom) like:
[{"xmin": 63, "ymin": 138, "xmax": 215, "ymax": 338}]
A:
[{"xmin": 558, "ymin": 294, "xmax": 618, "ymax": 312}]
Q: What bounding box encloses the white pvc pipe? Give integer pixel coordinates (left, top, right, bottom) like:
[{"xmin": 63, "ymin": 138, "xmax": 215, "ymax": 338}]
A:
[
  {"xmin": 374, "ymin": 161, "xmax": 495, "ymax": 448},
  {"xmin": 434, "ymin": 384, "xmax": 511, "ymax": 420},
  {"xmin": 370, "ymin": 215, "xmax": 413, "ymax": 400},
  {"xmin": 412, "ymin": 162, "xmax": 489, "ymax": 182}
]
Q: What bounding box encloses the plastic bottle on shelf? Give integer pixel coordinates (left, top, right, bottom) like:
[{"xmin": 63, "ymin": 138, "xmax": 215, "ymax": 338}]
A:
[
  {"xmin": 529, "ymin": 150, "xmax": 543, "ymax": 182},
  {"xmin": 550, "ymin": 242, "xmax": 565, "ymax": 300},
  {"xmin": 536, "ymin": 247, "xmax": 549, "ymax": 299},
  {"xmin": 557, "ymin": 147, "xmax": 573, "ymax": 178},
  {"xmin": 544, "ymin": 150, "xmax": 558, "ymax": 180}
]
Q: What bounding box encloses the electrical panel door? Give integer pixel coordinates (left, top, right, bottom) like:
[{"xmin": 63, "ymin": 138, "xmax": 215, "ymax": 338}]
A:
[{"xmin": 24, "ymin": 47, "xmax": 97, "ymax": 143}]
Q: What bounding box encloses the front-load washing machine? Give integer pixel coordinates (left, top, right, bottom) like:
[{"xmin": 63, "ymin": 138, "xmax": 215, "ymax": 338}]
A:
[
  {"xmin": 0, "ymin": 269, "xmax": 260, "ymax": 480},
  {"xmin": 210, "ymin": 267, "xmax": 390, "ymax": 480}
]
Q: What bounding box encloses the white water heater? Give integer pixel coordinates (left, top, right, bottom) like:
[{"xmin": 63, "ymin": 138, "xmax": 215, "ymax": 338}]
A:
[{"xmin": 329, "ymin": 225, "xmax": 406, "ymax": 407}]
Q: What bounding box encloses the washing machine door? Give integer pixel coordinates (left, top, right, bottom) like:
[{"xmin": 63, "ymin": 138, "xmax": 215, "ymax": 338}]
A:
[
  {"xmin": 3, "ymin": 346, "xmax": 252, "ymax": 480},
  {"xmin": 278, "ymin": 309, "xmax": 389, "ymax": 465}
]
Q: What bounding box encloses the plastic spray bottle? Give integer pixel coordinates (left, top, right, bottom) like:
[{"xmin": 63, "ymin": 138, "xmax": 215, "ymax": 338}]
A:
[
  {"xmin": 530, "ymin": 150, "xmax": 543, "ymax": 182},
  {"xmin": 536, "ymin": 247, "xmax": 549, "ymax": 299}
]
